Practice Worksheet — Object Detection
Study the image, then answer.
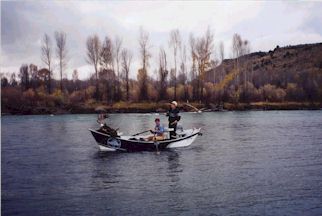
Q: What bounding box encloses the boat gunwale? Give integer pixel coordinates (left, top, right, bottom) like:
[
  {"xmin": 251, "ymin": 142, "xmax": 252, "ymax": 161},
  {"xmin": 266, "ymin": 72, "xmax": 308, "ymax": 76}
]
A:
[{"xmin": 89, "ymin": 128, "xmax": 201, "ymax": 145}]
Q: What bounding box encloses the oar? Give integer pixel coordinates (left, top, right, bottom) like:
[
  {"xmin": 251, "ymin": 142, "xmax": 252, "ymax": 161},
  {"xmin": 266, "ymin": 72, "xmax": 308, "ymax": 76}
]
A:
[
  {"xmin": 154, "ymin": 141, "xmax": 160, "ymax": 155},
  {"xmin": 154, "ymin": 133, "xmax": 160, "ymax": 155},
  {"xmin": 132, "ymin": 130, "xmax": 151, "ymax": 136}
]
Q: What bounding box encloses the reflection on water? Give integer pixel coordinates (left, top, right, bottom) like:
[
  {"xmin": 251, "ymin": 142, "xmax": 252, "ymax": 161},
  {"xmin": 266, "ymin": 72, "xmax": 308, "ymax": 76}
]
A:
[{"xmin": 2, "ymin": 111, "xmax": 322, "ymax": 215}]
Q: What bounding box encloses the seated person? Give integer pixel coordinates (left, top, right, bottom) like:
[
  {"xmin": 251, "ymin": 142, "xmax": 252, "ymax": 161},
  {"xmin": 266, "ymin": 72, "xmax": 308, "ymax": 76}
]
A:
[
  {"xmin": 97, "ymin": 113, "xmax": 108, "ymax": 126},
  {"xmin": 146, "ymin": 118, "xmax": 165, "ymax": 141}
]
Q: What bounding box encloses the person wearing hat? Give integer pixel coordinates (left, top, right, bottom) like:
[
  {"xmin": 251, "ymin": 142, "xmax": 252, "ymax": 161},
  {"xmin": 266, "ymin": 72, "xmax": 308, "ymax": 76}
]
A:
[
  {"xmin": 146, "ymin": 118, "xmax": 165, "ymax": 141},
  {"xmin": 166, "ymin": 101, "xmax": 181, "ymax": 139}
]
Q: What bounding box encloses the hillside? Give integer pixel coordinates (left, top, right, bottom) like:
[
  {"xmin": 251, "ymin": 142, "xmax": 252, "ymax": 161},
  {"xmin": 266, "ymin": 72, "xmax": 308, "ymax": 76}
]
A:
[{"xmin": 205, "ymin": 43, "xmax": 322, "ymax": 102}]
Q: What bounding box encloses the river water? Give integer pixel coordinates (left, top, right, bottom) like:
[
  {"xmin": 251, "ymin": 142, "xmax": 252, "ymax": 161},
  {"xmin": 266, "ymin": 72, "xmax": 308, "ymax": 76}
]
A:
[{"xmin": 2, "ymin": 111, "xmax": 322, "ymax": 215}]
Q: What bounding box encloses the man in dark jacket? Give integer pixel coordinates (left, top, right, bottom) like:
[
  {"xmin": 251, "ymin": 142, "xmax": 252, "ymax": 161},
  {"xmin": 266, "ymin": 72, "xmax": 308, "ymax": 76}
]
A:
[{"xmin": 166, "ymin": 101, "xmax": 180, "ymax": 139}]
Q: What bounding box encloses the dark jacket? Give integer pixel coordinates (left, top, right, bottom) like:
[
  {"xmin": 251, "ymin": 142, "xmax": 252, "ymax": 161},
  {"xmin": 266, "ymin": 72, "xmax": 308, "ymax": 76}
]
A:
[{"xmin": 167, "ymin": 108, "xmax": 180, "ymax": 124}]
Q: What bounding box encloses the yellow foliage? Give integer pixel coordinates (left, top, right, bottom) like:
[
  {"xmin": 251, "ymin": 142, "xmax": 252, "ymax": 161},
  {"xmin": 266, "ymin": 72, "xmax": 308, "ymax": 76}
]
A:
[
  {"xmin": 261, "ymin": 84, "xmax": 286, "ymax": 102},
  {"xmin": 36, "ymin": 86, "xmax": 47, "ymax": 97},
  {"xmin": 166, "ymin": 87, "xmax": 174, "ymax": 99},
  {"xmin": 186, "ymin": 84, "xmax": 193, "ymax": 100},
  {"xmin": 70, "ymin": 90, "xmax": 85, "ymax": 103},
  {"xmin": 131, "ymin": 84, "xmax": 140, "ymax": 102},
  {"xmin": 52, "ymin": 89, "xmax": 63, "ymax": 97},
  {"xmin": 22, "ymin": 88, "xmax": 37, "ymax": 106},
  {"xmin": 229, "ymin": 88, "xmax": 240, "ymax": 103},
  {"xmin": 214, "ymin": 68, "xmax": 239, "ymax": 91},
  {"xmin": 85, "ymin": 99, "xmax": 96, "ymax": 107},
  {"xmin": 147, "ymin": 83, "xmax": 158, "ymax": 101},
  {"xmin": 85, "ymin": 86, "xmax": 96, "ymax": 99},
  {"xmin": 176, "ymin": 84, "xmax": 185, "ymax": 100},
  {"xmin": 51, "ymin": 89, "xmax": 65, "ymax": 105},
  {"xmin": 23, "ymin": 88, "xmax": 36, "ymax": 100}
]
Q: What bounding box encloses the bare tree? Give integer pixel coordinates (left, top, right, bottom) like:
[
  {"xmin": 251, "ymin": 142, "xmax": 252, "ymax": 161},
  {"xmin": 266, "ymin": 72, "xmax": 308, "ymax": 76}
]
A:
[
  {"xmin": 86, "ymin": 34, "xmax": 101, "ymax": 100},
  {"xmin": 241, "ymin": 39, "xmax": 251, "ymax": 101},
  {"xmin": 218, "ymin": 41, "xmax": 225, "ymax": 83},
  {"xmin": 189, "ymin": 33, "xmax": 198, "ymax": 100},
  {"xmin": 55, "ymin": 31, "xmax": 68, "ymax": 92},
  {"xmin": 100, "ymin": 37, "xmax": 121, "ymax": 100},
  {"xmin": 139, "ymin": 27, "xmax": 151, "ymax": 70},
  {"xmin": 114, "ymin": 36, "xmax": 122, "ymax": 101},
  {"xmin": 1, "ymin": 74, "xmax": 9, "ymax": 87},
  {"xmin": 138, "ymin": 27, "xmax": 151, "ymax": 100},
  {"xmin": 29, "ymin": 64, "xmax": 39, "ymax": 90},
  {"xmin": 158, "ymin": 47, "xmax": 168, "ymax": 100},
  {"xmin": 232, "ymin": 33, "xmax": 242, "ymax": 87},
  {"xmin": 179, "ymin": 45, "xmax": 187, "ymax": 84},
  {"xmin": 232, "ymin": 33, "xmax": 250, "ymax": 68},
  {"xmin": 114, "ymin": 36, "xmax": 122, "ymax": 77},
  {"xmin": 10, "ymin": 73, "xmax": 18, "ymax": 87},
  {"xmin": 19, "ymin": 64, "xmax": 29, "ymax": 91},
  {"xmin": 169, "ymin": 29, "xmax": 181, "ymax": 100},
  {"xmin": 121, "ymin": 48, "xmax": 133, "ymax": 101},
  {"xmin": 72, "ymin": 69, "xmax": 78, "ymax": 82},
  {"xmin": 41, "ymin": 33, "xmax": 52, "ymax": 94},
  {"xmin": 100, "ymin": 36, "xmax": 113, "ymax": 70},
  {"xmin": 72, "ymin": 69, "xmax": 79, "ymax": 91},
  {"xmin": 195, "ymin": 28, "xmax": 214, "ymax": 100},
  {"xmin": 219, "ymin": 41, "xmax": 225, "ymax": 62},
  {"xmin": 231, "ymin": 33, "xmax": 251, "ymax": 101}
]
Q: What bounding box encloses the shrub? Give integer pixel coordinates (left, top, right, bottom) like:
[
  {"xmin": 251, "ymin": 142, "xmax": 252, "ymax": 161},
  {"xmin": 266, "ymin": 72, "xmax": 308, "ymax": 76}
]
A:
[
  {"xmin": 227, "ymin": 85, "xmax": 240, "ymax": 103},
  {"xmin": 176, "ymin": 84, "xmax": 186, "ymax": 101},
  {"xmin": 51, "ymin": 89, "xmax": 64, "ymax": 106},
  {"xmin": 204, "ymin": 82, "xmax": 214, "ymax": 103},
  {"xmin": 275, "ymin": 88, "xmax": 286, "ymax": 102},
  {"xmin": 186, "ymin": 84, "xmax": 194, "ymax": 101},
  {"xmin": 240, "ymin": 82, "xmax": 263, "ymax": 102},
  {"xmin": 85, "ymin": 86, "xmax": 96, "ymax": 100},
  {"xmin": 286, "ymin": 83, "xmax": 296, "ymax": 101},
  {"xmin": 1, "ymin": 87, "xmax": 22, "ymax": 109},
  {"xmin": 22, "ymin": 88, "xmax": 37, "ymax": 105},
  {"xmin": 69, "ymin": 90, "xmax": 85, "ymax": 104},
  {"xmin": 166, "ymin": 87, "xmax": 174, "ymax": 100},
  {"xmin": 147, "ymin": 83, "xmax": 158, "ymax": 101},
  {"xmin": 261, "ymin": 84, "xmax": 286, "ymax": 102}
]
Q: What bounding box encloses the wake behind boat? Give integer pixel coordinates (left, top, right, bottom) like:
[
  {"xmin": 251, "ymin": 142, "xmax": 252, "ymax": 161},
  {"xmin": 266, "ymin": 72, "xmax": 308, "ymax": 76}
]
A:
[{"xmin": 89, "ymin": 124, "xmax": 202, "ymax": 152}]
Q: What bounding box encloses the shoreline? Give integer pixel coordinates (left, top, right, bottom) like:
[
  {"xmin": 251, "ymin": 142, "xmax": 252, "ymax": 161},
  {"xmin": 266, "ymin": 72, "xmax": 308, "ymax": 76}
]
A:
[{"xmin": 2, "ymin": 102, "xmax": 321, "ymax": 116}]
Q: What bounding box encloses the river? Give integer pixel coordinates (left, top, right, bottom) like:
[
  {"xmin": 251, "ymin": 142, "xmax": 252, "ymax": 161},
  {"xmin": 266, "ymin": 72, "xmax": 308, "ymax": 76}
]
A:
[{"xmin": 2, "ymin": 111, "xmax": 322, "ymax": 215}]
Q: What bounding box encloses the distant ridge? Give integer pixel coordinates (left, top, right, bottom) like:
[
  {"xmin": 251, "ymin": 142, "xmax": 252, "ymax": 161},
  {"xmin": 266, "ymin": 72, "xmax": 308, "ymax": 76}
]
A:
[{"xmin": 206, "ymin": 42, "xmax": 322, "ymax": 90}]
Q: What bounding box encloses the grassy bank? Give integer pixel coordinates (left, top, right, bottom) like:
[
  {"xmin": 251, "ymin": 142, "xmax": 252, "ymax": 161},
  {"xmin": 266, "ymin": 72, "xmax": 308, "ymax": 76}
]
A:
[
  {"xmin": 1, "ymin": 101, "xmax": 321, "ymax": 115},
  {"xmin": 223, "ymin": 102, "xmax": 322, "ymax": 111}
]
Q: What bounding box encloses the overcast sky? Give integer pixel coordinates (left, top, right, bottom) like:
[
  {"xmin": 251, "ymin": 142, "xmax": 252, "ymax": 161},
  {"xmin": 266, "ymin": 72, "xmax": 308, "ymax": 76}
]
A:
[{"xmin": 1, "ymin": 1, "xmax": 322, "ymax": 80}]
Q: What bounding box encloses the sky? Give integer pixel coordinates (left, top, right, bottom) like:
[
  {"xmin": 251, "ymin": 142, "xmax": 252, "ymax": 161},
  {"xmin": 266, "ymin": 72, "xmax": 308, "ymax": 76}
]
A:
[{"xmin": 1, "ymin": 1, "xmax": 322, "ymax": 80}]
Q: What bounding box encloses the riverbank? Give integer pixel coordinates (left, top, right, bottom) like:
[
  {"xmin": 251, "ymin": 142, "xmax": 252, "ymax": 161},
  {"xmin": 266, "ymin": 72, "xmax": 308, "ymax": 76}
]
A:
[{"xmin": 1, "ymin": 101, "xmax": 321, "ymax": 115}]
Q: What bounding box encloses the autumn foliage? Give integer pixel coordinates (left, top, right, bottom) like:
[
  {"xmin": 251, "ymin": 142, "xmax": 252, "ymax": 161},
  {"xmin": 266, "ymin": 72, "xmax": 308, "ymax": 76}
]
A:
[{"xmin": 1, "ymin": 32, "xmax": 322, "ymax": 114}]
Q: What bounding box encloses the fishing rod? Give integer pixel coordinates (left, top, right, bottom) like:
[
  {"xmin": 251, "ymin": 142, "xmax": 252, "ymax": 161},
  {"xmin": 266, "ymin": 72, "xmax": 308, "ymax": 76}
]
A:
[{"xmin": 131, "ymin": 130, "xmax": 151, "ymax": 136}]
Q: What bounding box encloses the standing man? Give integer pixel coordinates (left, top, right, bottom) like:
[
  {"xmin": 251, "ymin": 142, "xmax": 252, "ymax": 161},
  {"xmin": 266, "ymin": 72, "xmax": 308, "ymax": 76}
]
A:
[{"xmin": 167, "ymin": 101, "xmax": 180, "ymax": 139}]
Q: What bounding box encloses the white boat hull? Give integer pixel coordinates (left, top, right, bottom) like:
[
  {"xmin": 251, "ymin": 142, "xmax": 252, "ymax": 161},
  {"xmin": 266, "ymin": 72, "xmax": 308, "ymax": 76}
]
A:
[
  {"xmin": 167, "ymin": 132, "xmax": 199, "ymax": 148},
  {"xmin": 98, "ymin": 144, "xmax": 117, "ymax": 151}
]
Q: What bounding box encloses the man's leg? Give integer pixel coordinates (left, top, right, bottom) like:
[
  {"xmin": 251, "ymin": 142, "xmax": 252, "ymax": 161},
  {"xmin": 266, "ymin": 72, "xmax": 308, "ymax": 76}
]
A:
[
  {"xmin": 173, "ymin": 123, "xmax": 177, "ymax": 138},
  {"xmin": 145, "ymin": 136, "xmax": 153, "ymax": 141},
  {"xmin": 155, "ymin": 135, "xmax": 165, "ymax": 141},
  {"xmin": 169, "ymin": 123, "xmax": 177, "ymax": 139},
  {"xmin": 169, "ymin": 123, "xmax": 173, "ymax": 139}
]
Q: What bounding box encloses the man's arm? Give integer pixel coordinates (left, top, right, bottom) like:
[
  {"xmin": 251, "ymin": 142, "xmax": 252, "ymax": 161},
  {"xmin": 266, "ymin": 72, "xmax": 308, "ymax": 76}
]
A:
[
  {"xmin": 160, "ymin": 125, "xmax": 165, "ymax": 133},
  {"xmin": 170, "ymin": 120, "xmax": 178, "ymax": 125}
]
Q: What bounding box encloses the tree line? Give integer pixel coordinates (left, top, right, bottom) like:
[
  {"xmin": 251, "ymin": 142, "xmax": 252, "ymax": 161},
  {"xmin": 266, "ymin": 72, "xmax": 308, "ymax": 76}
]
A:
[{"xmin": 1, "ymin": 27, "xmax": 322, "ymax": 112}]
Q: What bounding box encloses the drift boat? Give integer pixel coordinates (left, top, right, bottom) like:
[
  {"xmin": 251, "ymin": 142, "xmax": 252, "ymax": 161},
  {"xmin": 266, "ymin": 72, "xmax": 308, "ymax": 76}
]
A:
[{"xmin": 89, "ymin": 125, "xmax": 202, "ymax": 152}]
